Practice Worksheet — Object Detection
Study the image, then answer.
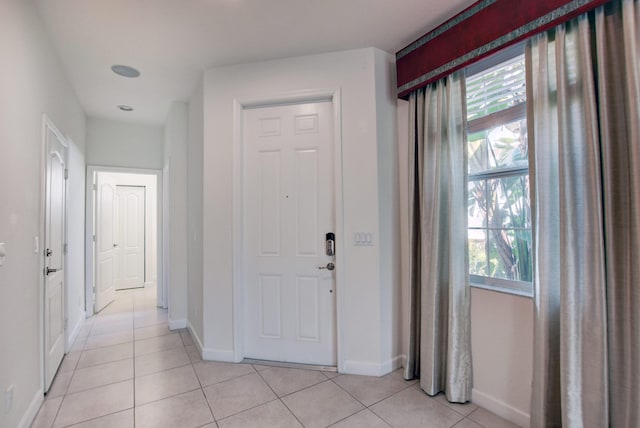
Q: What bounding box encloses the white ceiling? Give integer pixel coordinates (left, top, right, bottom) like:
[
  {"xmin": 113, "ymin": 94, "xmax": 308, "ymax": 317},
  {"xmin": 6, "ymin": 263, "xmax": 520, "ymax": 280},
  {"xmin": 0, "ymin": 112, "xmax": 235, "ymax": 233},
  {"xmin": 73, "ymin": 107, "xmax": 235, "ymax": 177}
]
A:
[{"xmin": 35, "ymin": 0, "xmax": 474, "ymax": 125}]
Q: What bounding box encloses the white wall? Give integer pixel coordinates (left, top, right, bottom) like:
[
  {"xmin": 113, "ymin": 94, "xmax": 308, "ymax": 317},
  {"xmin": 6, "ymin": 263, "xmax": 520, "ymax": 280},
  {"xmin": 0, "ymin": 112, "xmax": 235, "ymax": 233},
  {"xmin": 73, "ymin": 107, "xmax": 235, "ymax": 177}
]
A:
[
  {"xmin": 200, "ymin": 48, "xmax": 400, "ymax": 373},
  {"xmin": 397, "ymin": 100, "xmax": 534, "ymax": 427},
  {"xmin": 187, "ymin": 82, "xmax": 204, "ymax": 344},
  {"xmin": 110, "ymin": 172, "xmax": 158, "ymax": 287},
  {"xmin": 0, "ymin": 2, "xmax": 86, "ymax": 427},
  {"xmin": 87, "ymin": 118, "xmax": 163, "ymax": 169},
  {"xmin": 164, "ymin": 102, "xmax": 189, "ymax": 328}
]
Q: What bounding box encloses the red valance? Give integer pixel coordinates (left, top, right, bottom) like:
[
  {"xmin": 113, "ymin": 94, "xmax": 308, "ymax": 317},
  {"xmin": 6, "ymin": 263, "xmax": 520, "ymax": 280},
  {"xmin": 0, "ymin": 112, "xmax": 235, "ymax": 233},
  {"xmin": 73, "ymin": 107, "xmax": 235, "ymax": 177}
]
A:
[{"xmin": 396, "ymin": 0, "xmax": 611, "ymax": 98}]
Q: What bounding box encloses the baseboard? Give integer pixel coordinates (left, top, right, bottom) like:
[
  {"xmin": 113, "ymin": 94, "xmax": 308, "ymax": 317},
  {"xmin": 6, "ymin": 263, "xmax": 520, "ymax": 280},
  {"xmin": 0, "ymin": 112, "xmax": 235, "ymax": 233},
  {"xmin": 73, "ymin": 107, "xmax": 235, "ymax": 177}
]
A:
[
  {"xmin": 471, "ymin": 388, "xmax": 530, "ymax": 428},
  {"xmin": 66, "ymin": 311, "xmax": 86, "ymax": 350},
  {"xmin": 186, "ymin": 320, "xmax": 204, "ymax": 356},
  {"xmin": 202, "ymin": 348, "xmax": 237, "ymax": 362},
  {"xmin": 168, "ymin": 318, "xmax": 187, "ymax": 330},
  {"xmin": 17, "ymin": 388, "xmax": 44, "ymax": 428},
  {"xmin": 342, "ymin": 355, "xmax": 403, "ymax": 377}
]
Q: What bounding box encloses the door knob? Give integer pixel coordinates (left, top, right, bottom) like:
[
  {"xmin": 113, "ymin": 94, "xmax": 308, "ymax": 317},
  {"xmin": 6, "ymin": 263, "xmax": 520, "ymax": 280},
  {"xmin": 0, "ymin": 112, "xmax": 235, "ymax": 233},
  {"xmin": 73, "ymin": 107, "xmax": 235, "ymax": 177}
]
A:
[{"xmin": 318, "ymin": 262, "xmax": 335, "ymax": 271}]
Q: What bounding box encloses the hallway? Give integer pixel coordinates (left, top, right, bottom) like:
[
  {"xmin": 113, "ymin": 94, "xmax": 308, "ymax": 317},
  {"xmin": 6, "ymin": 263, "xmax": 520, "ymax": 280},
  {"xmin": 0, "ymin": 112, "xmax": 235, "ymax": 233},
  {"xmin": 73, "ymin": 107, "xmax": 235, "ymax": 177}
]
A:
[{"xmin": 30, "ymin": 287, "xmax": 517, "ymax": 428}]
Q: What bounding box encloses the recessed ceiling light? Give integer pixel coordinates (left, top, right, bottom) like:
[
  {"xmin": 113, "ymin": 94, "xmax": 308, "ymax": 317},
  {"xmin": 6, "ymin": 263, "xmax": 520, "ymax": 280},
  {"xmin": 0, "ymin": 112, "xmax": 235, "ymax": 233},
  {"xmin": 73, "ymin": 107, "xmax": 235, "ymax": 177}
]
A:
[
  {"xmin": 117, "ymin": 105, "xmax": 134, "ymax": 112},
  {"xmin": 111, "ymin": 64, "xmax": 140, "ymax": 78}
]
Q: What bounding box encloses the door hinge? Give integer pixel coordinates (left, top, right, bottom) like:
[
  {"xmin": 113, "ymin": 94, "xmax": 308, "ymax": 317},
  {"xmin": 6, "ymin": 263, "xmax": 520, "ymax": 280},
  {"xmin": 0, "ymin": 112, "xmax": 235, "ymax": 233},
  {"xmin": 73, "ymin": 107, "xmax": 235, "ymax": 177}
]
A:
[
  {"xmin": 64, "ymin": 169, "xmax": 69, "ymax": 180},
  {"xmin": 92, "ymin": 235, "xmax": 96, "ymax": 242},
  {"xmin": 64, "ymin": 318, "xmax": 68, "ymax": 331},
  {"xmin": 63, "ymin": 243, "xmax": 68, "ymax": 255},
  {"xmin": 93, "ymin": 184, "xmax": 97, "ymax": 191}
]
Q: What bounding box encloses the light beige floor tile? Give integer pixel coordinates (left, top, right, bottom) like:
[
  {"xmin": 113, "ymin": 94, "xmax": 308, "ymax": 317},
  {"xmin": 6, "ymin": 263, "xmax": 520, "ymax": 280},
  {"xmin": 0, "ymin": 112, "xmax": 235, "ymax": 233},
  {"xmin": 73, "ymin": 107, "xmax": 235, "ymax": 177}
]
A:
[
  {"xmin": 180, "ymin": 330, "xmax": 195, "ymax": 346},
  {"xmin": 134, "ymin": 323, "xmax": 172, "ymax": 341},
  {"xmin": 185, "ymin": 345, "xmax": 202, "ymax": 363},
  {"xmin": 134, "ymin": 347, "xmax": 191, "ymax": 377},
  {"xmin": 134, "ymin": 310, "xmax": 169, "ymax": 328},
  {"xmin": 217, "ymin": 400, "xmax": 302, "ymax": 428},
  {"xmin": 89, "ymin": 320, "xmax": 132, "ymax": 337},
  {"xmin": 135, "ymin": 389, "xmax": 214, "ymax": 428},
  {"xmin": 135, "ymin": 364, "xmax": 200, "ymax": 405},
  {"xmin": 58, "ymin": 351, "xmax": 82, "ymax": 374},
  {"xmin": 387, "ymin": 368, "xmax": 419, "ymax": 386},
  {"xmin": 468, "ymin": 408, "xmax": 521, "ymax": 428},
  {"xmin": 282, "ymin": 380, "xmax": 364, "ymax": 428},
  {"xmin": 193, "ymin": 361, "xmax": 255, "ymax": 387},
  {"xmin": 67, "ymin": 409, "xmax": 134, "ymax": 427},
  {"xmin": 84, "ymin": 330, "xmax": 133, "ymax": 350},
  {"xmin": 433, "ymin": 392, "xmax": 478, "ymax": 417},
  {"xmin": 134, "ymin": 333, "xmax": 183, "ymax": 356},
  {"xmin": 203, "ymin": 373, "xmax": 276, "ymax": 420},
  {"xmin": 67, "ymin": 359, "xmax": 133, "ymax": 394},
  {"xmin": 329, "ymin": 409, "xmax": 391, "ymax": 428},
  {"xmin": 370, "ymin": 387, "xmax": 464, "ymax": 428},
  {"xmin": 53, "ymin": 380, "xmax": 133, "ymax": 428},
  {"xmin": 77, "ymin": 343, "xmax": 133, "ymax": 369},
  {"xmin": 252, "ymin": 364, "xmax": 270, "ymax": 371},
  {"xmin": 31, "ymin": 396, "xmax": 63, "ymax": 428},
  {"xmin": 258, "ymin": 366, "xmax": 327, "ymax": 397},
  {"xmin": 332, "ymin": 373, "xmax": 409, "ymax": 406},
  {"xmin": 46, "ymin": 371, "xmax": 73, "ymax": 399},
  {"xmin": 452, "ymin": 418, "xmax": 485, "ymax": 428},
  {"xmin": 69, "ymin": 337, "xmax": 87, "ymax": 352},
  {"xmin": 322, "ymin": 371, "xmax": 340, "ymax": 379}
]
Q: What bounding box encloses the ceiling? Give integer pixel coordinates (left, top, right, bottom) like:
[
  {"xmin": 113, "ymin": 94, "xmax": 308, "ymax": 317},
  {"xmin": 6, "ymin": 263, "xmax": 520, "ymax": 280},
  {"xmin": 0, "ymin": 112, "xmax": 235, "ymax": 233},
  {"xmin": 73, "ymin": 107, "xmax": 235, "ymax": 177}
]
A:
[{"xmin": 34, "ymin": 0, "xmax": 474, "ymax": 125}]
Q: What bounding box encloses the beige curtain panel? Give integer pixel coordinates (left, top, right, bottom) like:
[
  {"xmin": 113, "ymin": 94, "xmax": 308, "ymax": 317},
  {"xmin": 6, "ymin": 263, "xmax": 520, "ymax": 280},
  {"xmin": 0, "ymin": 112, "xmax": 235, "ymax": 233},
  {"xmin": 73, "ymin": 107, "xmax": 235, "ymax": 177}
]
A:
[
  {"xmin": 403, "ymin": 71, "xmax": 473, "ymax": 404},
  {"xmin": 529, "ymin": 0, "xmax": 640, "ymax": 426}
]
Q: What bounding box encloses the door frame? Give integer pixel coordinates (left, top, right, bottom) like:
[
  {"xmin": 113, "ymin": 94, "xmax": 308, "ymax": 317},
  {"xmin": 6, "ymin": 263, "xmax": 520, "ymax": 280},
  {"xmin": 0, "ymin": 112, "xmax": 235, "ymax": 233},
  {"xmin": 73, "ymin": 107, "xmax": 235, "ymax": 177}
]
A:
[
  {"xmin": 39, "ymin": 115, "xmax": 69, "ymax": 392},
  {"xmin": 85, "ymin": 166, "xmax": 164, "ymax": 316},
  {"xmin": 232, "ymin": 88, "xmax": 346, "ymax": 371}
]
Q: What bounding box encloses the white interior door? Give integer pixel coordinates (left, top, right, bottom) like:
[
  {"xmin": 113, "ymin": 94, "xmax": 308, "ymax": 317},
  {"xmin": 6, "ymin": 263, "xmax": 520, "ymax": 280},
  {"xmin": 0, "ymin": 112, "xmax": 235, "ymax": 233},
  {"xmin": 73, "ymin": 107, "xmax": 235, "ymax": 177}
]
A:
[
  {"xmin": 243, "ymin": 100, "xmax": 336, "ymax": 366},
  {"xmin": 95, "ymin": 173, "xmax": 117, "ymax": 312},
  {"xmin": 116, "ymin": 185, "xmax": 145, "ymax": 290},
  {"xmin": 44, "ymin": 124, "xmax": 67, "ymax": 391}
]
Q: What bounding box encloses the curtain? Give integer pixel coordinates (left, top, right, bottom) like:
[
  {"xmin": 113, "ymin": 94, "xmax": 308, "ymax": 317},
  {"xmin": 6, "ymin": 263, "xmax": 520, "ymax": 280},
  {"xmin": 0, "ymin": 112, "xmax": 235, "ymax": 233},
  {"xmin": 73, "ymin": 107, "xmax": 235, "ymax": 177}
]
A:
[
  {"xmin": 403, "ymin": 71, "xmax": 473, "ymax": 403},
  {"xmin": 529, "ymin": 1, "xmax": 640, "ymax": 426}
]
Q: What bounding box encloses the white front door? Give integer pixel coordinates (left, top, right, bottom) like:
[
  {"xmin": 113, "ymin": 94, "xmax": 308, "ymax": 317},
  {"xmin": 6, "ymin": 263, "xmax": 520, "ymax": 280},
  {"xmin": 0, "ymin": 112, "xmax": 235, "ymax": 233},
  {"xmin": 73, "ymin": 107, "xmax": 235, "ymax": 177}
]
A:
[
  {"xmin": 243, "ymin": 100, "xmax": 336, "ymax": 366},
  {"xmin": 116, "ymin": 185, "xmax": 145, "ymax": 290},
  {"xmin": 95, "ymin": 173, "xmax": 117, "ymax": 312},
  {"xmin": 44, "ymin": 123, "xmax": 67, "ymax": 391}
]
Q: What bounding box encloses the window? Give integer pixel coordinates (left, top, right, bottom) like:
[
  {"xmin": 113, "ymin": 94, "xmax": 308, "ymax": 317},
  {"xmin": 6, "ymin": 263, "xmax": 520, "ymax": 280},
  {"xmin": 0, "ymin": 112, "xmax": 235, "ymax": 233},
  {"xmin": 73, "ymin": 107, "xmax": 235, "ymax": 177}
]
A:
[{"xmin": 465, "ymin": 46, "xmax": 533, "ymax": 296}]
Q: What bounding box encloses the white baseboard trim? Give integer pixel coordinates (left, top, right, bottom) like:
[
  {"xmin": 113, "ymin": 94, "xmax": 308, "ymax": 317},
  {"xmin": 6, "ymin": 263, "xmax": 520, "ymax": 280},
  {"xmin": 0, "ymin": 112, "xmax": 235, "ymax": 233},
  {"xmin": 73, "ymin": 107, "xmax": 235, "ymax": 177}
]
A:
[
  {"xmin": 18, "ymin": 388, "xmax": 44, "ymax": 428},
  {"xmin": 471, "ymin": 388, "xmax": 530, "ymax": 428},
  {"xmin": 342, "ymin": 355, "xmax": 403, "ymax": 377},
  {"xmin": 168, "ymin": 318, "xmax": 187, "ymax": 330},
  {"xmin": 66, "ymin": 311, "xmax": 86, "ymax": 350},
  {"xmin": 186, "ymin": 321, "xmax": 204, "ymax": 356},
  {"xmin": 202, "ymin": 348, "xmax": 237, "ymax": 362}
]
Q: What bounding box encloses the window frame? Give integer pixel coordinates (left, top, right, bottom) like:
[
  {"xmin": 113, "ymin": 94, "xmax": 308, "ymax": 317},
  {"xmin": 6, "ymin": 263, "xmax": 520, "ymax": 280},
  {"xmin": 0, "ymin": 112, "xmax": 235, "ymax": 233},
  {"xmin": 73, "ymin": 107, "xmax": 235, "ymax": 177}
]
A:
[{"xmin": 465, "ymin": 44, "xmax": 533, "ymax": 297}]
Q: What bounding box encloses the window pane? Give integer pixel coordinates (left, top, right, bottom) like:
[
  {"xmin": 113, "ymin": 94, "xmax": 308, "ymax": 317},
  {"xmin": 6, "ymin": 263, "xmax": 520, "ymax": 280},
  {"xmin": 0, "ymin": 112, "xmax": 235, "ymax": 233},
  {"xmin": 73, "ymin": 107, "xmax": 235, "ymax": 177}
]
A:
[
  {"xmin": 468, "ymin": 230, "xmax": 487, "ymax": 277},
  {"xmin": 488, "ymin": 229, "xmax": 532, "ymax": 282},
  {"xmin": 488, "ymin": 175, "xmax": 531, "ymax": 229},
  {"xmin": 469, "ymin": 119, "xmax": 528, "ymax": 174},
  {"xmin": 468, "ymin": 180, "xmax": 487, "ymax": 228}
]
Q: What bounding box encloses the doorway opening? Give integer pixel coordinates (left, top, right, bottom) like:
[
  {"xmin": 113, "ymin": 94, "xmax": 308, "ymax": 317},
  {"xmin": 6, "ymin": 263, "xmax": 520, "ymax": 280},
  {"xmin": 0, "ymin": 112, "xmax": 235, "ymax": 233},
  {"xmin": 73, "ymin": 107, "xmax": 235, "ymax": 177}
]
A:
[{"xmin": 85, "ymin": 166, "xmax": 163, "ymax": 317}]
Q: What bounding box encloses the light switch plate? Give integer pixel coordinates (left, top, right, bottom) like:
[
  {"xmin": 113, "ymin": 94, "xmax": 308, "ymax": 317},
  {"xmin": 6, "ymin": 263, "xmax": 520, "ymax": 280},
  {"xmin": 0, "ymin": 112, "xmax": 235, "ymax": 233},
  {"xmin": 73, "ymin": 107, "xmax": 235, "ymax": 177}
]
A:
[{"xmin": 353, "ymin": 232, "xmax": 374, "ymax": 246}]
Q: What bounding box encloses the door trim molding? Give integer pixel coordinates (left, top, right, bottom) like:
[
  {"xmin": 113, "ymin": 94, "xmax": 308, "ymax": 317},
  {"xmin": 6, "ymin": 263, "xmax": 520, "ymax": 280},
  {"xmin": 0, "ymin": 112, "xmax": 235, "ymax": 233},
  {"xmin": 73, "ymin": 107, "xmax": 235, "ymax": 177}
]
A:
[
  {"xmin": 40, "ymin": 115, "xmax": 69, "ymax": 393},
  {"xmin": 232, "ymin": 88, "xmax": 345, "ymax": 370},
  {"xmin": 85, "ymin": 166, "xmax": 164, "ymax": 317}
]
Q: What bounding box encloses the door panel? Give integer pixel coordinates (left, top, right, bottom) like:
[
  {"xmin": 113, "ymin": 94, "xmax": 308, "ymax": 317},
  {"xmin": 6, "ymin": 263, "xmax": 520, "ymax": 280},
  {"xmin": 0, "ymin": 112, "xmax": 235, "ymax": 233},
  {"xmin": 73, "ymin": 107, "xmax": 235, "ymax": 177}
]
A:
[
  {"xmin": 95, "ymin": 173, "xmax": 117, "ymax": 312},
  {"xmin": 44, "ymin": 125, "xmax": 66, "ymax": 392},
  {"xmin": 116, "ymin": 186, "xmax": 145, "ymax": 290},
  {"xmin": 244, "ymin": 101, "xmax": 336, "ymax": 366}
]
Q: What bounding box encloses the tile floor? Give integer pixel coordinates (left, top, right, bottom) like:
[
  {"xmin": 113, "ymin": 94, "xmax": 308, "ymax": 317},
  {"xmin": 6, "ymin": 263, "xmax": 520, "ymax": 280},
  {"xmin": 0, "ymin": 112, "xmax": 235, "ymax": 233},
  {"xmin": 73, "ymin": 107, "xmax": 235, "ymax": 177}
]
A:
[{"xmin": 31, "ymin": 286, "xmax": 519, "ymax": 428}]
